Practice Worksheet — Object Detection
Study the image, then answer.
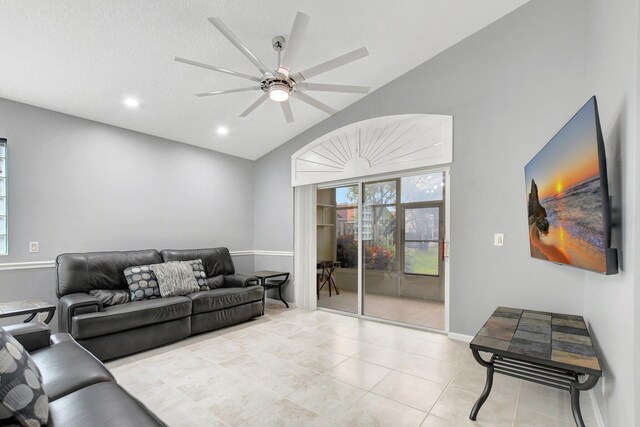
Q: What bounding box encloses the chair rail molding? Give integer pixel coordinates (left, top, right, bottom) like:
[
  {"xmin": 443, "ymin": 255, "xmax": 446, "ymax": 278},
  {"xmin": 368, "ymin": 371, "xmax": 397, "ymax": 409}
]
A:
[{"xmin": 291, "ymin": 114, "xmax": 453, "ymax": 186}]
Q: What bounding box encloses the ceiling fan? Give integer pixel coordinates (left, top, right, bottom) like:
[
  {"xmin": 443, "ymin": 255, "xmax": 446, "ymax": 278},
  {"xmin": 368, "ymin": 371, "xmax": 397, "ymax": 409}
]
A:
[{"xmin": 175, "ymin": 12, "xmax": 370, "ymax": 123}]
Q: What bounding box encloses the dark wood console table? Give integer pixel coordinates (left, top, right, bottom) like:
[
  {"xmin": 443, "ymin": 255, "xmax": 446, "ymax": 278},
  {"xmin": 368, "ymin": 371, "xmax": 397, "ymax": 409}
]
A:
[
  {"xmin": 0, "ymin": 298, "xmax": 56, "ymax": 324},
  {"xmin": 469, "ymin": 307, "xmax": 601, "ymax": 427},
  {"xmin": 247, "ymin": 271, "xmax": 290, "ymax": 313}
]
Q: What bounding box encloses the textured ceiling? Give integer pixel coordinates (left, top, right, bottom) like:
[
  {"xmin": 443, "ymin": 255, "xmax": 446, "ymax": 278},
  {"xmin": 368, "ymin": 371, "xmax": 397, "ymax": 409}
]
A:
[{"xmin": 0, "ymin": 0, "xmax": 528, "ymax": 160}]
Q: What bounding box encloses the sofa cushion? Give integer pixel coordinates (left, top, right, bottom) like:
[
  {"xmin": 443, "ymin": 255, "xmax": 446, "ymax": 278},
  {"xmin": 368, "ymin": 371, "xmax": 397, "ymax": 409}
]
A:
[
  {"xmin": 0, "ymin": 327, "xmax": 49, "ymax": 426},
  {"xmin": 124, "ymin": 265, "xmax": 161, "ymax": 302},
  {"xmin": 71, "ymin": 297, "xmax": 192, "ymax": 340},
  {"xmin": 187, "ymin": 286, "xmax": 263, "ymax": 314},
  {"xmin": 89, "ymin": 289, "xmax": 131, "ymax": 306},
  {"xmin": 56, "ymin": 250, "xmax": 162, "ymax": 297},
  {"xmin": 47, "ymin": 382, "xmax": 166, "ymax": 427},
  {"xmin": 151, "ymin": 261, "xmax": 200, "ymax": 297},
  {"xmin": 161, "ymin": 247, "xmax": 235, "ymax": 278},
  {"xmin": 30, "ymin": 334, "xmax": 113, "ymax": 401}
]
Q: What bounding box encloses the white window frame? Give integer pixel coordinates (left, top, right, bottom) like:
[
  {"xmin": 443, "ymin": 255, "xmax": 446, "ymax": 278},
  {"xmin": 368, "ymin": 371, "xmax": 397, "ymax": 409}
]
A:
[{"xmin": 0, "ymin": 138, "xmax": 7, "ymax": 256}]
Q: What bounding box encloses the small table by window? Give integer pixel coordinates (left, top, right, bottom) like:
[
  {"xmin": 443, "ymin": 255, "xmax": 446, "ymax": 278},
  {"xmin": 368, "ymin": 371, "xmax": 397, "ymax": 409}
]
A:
[
  {"xmin": 469, "ymin": 307, "xmax": 601, "ymax": 427},
  {"xmin": 246, "ymin": 271, "xmax": 290, "ymax": 313},
  {"xmin": 0, "ymin": 298, "xmax": 56, "ymax": 324}
]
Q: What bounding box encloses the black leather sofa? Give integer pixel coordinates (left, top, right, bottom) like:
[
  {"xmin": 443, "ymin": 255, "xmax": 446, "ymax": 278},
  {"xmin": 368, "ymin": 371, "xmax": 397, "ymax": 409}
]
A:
[
  {"xmin": 5, "ymin": 322, "xmax": 166, "ymax": 426},
  {"xmin": 56, "ymin": 247, "xmax": 263, "ymax": 361}
]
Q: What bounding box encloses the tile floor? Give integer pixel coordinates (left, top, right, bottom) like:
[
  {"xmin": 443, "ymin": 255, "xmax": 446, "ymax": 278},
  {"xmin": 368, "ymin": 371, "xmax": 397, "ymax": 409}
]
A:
[
  {"xmin": 317, "ymin": 289, "xmax": 445, "ymax": 330},
  {"xmin": 106, "ymin": 301, "xmax": 598, "ymax": 427}
]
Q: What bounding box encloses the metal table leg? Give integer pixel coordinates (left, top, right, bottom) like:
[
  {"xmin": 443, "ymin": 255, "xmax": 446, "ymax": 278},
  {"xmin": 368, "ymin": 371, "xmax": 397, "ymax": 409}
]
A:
[
  {"xmin": 570, "ymin": 375, "xmax": 599, "ymax": 427},
  {"xmin": 470, "ymin": 349, "xmax": 495, "ymax": 421}
]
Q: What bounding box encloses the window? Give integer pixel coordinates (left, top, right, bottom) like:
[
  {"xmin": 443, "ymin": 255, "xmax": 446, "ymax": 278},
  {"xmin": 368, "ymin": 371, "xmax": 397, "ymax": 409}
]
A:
[
  {"xmin": 0, "ymin": 139, "xmax": 6, "ymax": 255},
  {"xmin": 404, "ymin": 207, "xmax": 440, "ymax": 275},
  {"xmin": 363, "ymin": 180, "xmax": 397, "ymax": 271},
  {"xmin": 401, "ymin": 172, "xmax": 444, "ymax": 203}
]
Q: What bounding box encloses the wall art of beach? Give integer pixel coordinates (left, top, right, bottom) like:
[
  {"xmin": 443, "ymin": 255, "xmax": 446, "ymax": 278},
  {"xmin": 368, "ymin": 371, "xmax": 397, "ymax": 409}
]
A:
[{"xmin": 525, "ymin": 99, "xmax": 607, "ymax": 273}]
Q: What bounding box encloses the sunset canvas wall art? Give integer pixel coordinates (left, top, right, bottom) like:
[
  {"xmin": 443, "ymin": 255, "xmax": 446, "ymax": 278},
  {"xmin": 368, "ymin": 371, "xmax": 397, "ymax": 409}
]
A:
[{"xmin": 525, "ymin": 98, "xmax": 607, "ymax": 273}]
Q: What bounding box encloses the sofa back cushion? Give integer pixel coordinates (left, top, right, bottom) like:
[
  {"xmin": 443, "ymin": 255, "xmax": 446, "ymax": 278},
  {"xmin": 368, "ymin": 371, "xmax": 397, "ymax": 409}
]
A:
[
  {"xmin": 160, "ymin": 247, "xmax": 235, "ymax": 278},
  {"xmin": 56, "ymin": 250, "xmax": 162, "ymax": 297}
]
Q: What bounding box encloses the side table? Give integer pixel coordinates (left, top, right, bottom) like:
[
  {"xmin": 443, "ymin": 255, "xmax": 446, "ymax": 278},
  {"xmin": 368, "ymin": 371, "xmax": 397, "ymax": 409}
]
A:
[
  {"xmin": 0, "ymin": 298, "xmax": 56, "ymax": 324},
  {"xmin": 469, "ymin": 307, "xmax": 601, "ymax": 427},
  {"xmin": 246, "ymin": 271, "xmax": 290, "ymax": 313}
]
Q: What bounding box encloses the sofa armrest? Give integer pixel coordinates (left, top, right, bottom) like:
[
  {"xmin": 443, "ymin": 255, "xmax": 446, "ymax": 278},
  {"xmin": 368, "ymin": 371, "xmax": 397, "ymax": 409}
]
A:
[
  {"xmin": 58, "ymin": 293, "xmax": 103, "ymax": 334},
  {"xmin": 223, "ymin": 274, "xmax": 259, "ymax": 288},
  {"xmin": 4, "ymin": 322, "xmax": 51, "ymax": 352}
]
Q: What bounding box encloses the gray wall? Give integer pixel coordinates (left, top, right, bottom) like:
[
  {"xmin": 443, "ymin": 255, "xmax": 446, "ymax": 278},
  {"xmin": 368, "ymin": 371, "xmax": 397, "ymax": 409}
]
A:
[
  {"xmin": 254, "ymin": 0, "xmax": 591, "ymax": 327},
  {"xmin": 582, "ymin": 0, "xmax": 638, "ymax": 424},
  {"xmin": 0, "ymin": 97, "xmax": 256, "ymax": 330},
  {"xmin": 254, "ymin": 1, "xmax": 639, "ymax": 423}
]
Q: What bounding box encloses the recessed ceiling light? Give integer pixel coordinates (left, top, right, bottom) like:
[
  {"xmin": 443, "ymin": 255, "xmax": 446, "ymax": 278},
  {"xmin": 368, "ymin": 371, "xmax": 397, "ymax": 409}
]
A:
[
  {"xmin": 124, "ymin": 98, "xmax": 140, "ymax": 108},
  {"xmin": 216, "ymin": 126, "xmax": 229, "ymax": 135}
]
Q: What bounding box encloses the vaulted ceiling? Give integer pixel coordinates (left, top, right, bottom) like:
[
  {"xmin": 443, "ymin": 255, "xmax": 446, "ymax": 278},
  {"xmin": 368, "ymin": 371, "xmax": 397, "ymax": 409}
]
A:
[{"xmin": 0, "ymin": 0, "xmax": 528, "ymax": 160}]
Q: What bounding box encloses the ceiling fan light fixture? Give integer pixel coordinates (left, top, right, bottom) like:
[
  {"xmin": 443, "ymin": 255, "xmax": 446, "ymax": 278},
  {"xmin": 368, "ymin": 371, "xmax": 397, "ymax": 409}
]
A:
[{"xmin": 269, "ymin": 84, "xmax": 290, "ymax": 102}]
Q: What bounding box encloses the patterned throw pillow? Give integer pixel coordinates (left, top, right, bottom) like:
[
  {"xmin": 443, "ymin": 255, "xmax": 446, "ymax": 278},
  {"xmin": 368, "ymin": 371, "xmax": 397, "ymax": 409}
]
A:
[
  {"xmin": 89, "ymin": 289, "xmax": 131, "ymax": 306},
  {"xmin": 186, "ymin": 259, "xmax": 209, "ymax": 291},
  {"xmin": 124, "ymin": 265, "xmax": 161, "ymax": 302},
  {"xmin": 151, "ymin": 261, "xmax": 200, "ymax": 297},
  {"xmin": 0, "ymin": 328, "xmax": 49, "ymax": 426}
]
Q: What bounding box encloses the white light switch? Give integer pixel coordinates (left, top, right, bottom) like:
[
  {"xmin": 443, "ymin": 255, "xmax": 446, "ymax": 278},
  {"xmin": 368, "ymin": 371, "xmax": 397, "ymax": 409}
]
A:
[
  {"xmin": 29, "ymin": 242, "xmax": 39, "ymax": 253},
  {"xmin": 494, "ymin": 234, "xmax": 504, "ymax": 246}
]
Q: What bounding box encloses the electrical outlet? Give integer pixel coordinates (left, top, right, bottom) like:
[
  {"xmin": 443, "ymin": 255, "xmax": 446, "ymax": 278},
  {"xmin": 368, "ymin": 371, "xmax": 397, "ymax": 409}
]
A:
[
  {"xmin": 29, "ymin": 242, "xmax": 39, "ymax": 253},
  {"xmin": 494, "ymin": 233, "xmax": 504, "ymax": 246}
]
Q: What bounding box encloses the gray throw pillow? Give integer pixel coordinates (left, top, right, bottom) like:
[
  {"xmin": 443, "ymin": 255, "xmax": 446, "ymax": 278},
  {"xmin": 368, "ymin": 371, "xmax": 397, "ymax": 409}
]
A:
[
  {"xmin": 124, "ymin": 265, "xmax": 161, "ymax": 302},
  {"xmin": 0, "ymin": 328, "xmax": 49, "ymax": 426},
  {"xmin": 152, "ymin": 261, "xmax": 200, "ymax": 297},
  {"xmin": 89, "ymin": 289, "xmax": 131, "ymax": 306}
]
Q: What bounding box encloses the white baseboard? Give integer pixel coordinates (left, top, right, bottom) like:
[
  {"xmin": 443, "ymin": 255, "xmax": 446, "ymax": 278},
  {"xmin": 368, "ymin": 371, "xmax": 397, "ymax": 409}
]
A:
[
  {"xmin": 588, "ymin": 390, "xmax": 605, "ymax": 427},
  {"xmin": 0, "ymin": 261, "xmax": 56, "ymax": 271},
  {"xmin": 448, "ymin": 332, "xmax": 473, "ymax": 343}
]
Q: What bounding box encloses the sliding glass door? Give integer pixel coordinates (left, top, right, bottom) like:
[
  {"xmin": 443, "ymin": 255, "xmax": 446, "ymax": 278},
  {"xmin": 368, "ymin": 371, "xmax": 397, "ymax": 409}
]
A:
[{"xmin": 316, "ymin": 170, "xmax": 446, "ymax": 330}]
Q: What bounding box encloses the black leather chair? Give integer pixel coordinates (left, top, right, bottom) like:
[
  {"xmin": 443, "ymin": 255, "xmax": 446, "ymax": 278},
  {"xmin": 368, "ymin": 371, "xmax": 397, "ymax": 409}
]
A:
[
  {"xmin": 56, "ymin": 247, "xmax": 262, "ymax": 361},
  {"xmin": 5, "ymin": 323, "xmax": 166, "ymax": 426}
]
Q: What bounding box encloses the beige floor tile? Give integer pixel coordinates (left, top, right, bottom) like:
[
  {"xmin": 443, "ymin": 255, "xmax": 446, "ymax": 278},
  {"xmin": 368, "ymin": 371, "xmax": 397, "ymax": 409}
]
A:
[
  {"xmin": 374, "ymin": 332, "xmax": 427, "ymax": 353},
  {"xmin": 412, "ymin": 339, "xmax": 469, "ymax": 364},
  {"xmin": 221, "ymin": 352, "xmax": 320, "ymax": 396},
  {"xmin": 514, "ymin": 408, "xmax": 575, "ymax": 427},
  {"xmin": 292, "ymin": 349, "xmax": 349, "ymax": 373},
  {"xmin": 198, "ymin": 374, "xmax": 284, "ymax": 426},
  {"xmin": 288, "ymin": 374, "xmax": 367, "ymax": 417},
  {"xmin": 329, "ymin": 358, "xmax": 391, "ymax": 390},
  {"xmin": 518, "ymin": 381, "xmax": 597, "ymax": 425},
  {"xmin": 371, "ymin": 371, "xmax": 445, "ymax": 412},
  {"xmin": 430, "ymin": 386, "xmax": 515, "ymax": 426},
  {"xmin": 158, "ymin": 403, "xmax": 229, "ymax": 427},
  {"xmin": 188, "ymin": 336, "xmax": 252, "ymax": 364},
  {"xmin": 335, "ymin": 392, "xmax": 427, "ymax": 427},
  {"xmin": 240, "ymin": 398, "xmax": 323, "ymax": 427},
  {"xmin": 317, "ymin": 335, "xmax": 367, "ymax": 356},
  {"xmin": 396, "ymin": 354, "xmax": 461, "ymax": 385},
  {"xmin": 351, "ymin": 343, "xmax": 410, "ymax": 369},
  {"xmin": 448, "ymin": 361, "xmax": 521, "ymax": 407}
]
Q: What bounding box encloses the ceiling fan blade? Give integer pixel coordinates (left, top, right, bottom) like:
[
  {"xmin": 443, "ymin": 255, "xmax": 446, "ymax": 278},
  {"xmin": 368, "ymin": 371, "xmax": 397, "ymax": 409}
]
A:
[
  {"xmin": 239, "ymin": 93, "xmax": 269, "ymax": 117},
  {"xmin": 295, "ymin": 82, "xmax": 370, "ymax": 94},
  {"xmin": 281, "ymin": 100, "xmax": 295, "ymax": 123},
  {"xmin": 195, "ymin": 87, "xmax": 261, "ymax": 97},
  {"xmin": 293, "ymin": 91, "xmax": 337, "ymax": 115},
  {"xmin": 208, "ymin": 17, "xmax": 273, "ymax": 76},
  {"xmin": 278, "ymin": 12, "xmax": 311, "ymax": 77},
  {"xmin": 175, "ymin": 57, "xmax": 261, "ymax": 82},
  {"xmin": 290, "ymin": 47, "xmax": 369, "ymax": 82}
]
